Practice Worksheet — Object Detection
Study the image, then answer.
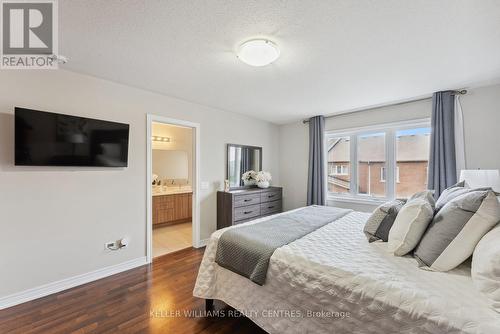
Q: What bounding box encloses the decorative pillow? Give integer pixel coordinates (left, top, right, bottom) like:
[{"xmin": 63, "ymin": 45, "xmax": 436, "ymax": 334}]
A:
[
  {"xmin": 414, "ymin": 190, "xmax": 500, "ymax": 271},
  {"xmin": 387, "ymin": 191, "xmax": 435, "ymax": 256},
  {"xmin": 408, "ymin": 189, "xmax": 436, "ymax": 204},
  {"xmin": 472, "ymin": 225, "xmax": 500, "ymax": 313},
  {"xmin": 435, "ymin": 181, "xmax": 492, "ymax": 212},
  {"xmin": 363, "ymin": 199, "xmax": 407, "ymax": 242},
  {"xmin": 435, "ymin": 181, "xmax": 467, "ymax": 211}
]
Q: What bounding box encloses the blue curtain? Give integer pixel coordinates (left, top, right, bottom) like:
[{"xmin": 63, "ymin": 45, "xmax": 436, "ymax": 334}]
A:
[
  {"xmin": 428, "ymin": 91, "xmax": 457, "ymax": 197},
  {"xmin": 307, "ymin": 116, "xmax": 326, "ymax": 205}
]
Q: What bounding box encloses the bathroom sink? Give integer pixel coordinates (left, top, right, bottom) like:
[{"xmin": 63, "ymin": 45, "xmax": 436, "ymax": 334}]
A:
[{"xmin": 152, "ymin": 186, "xmax": 192, "ymax": 196}]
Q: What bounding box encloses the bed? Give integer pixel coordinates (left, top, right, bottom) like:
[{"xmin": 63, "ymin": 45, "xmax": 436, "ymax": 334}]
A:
[{"xmin": 193, "ymin": 207, "xmax": 500, "ymax": 334}]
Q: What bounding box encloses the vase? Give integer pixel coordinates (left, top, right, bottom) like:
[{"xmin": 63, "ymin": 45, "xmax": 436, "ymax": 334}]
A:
[
  {"xmin": 257, "ymin": 180, "xmax": 270, "ymax": 189},
  {"xmin": 243, "ymin": 179, "xmax": 256, "ymax": 186}
]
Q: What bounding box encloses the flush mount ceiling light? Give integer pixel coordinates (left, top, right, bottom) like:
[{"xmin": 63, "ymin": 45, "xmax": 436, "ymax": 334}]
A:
[{"xmin": 237, "ymin": 39, "xmax": 280, "ymax": 67}]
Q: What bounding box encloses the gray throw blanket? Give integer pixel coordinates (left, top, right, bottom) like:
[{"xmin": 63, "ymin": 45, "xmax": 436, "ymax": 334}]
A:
[{"xmin": 215, "ymin": 206, "xmax": 351, "ymax": 285}]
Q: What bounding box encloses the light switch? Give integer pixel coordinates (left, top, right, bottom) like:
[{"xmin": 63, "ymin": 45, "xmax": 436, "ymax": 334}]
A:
[{"xmin": 201, "ymin": 181, "xmax": 209, "ymax": 190}]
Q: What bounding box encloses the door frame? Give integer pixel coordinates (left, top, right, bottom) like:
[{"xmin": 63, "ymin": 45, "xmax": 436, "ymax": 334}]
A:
[{"xmin": 146, "ymin": 114, "xmax": 201, "ymax": 263}]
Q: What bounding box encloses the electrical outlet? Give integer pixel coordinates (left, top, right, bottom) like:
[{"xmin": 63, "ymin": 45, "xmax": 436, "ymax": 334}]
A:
[
  {"xmin": 104, "ymin": 241, "xmax": 116, "ymax": 251},
  {"xmin": 105, "ymin": 238, "xmax": 129, "ymax": 251}
]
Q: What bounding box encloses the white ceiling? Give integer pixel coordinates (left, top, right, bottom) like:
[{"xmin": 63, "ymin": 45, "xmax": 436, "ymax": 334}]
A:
[{"xmin": 60, "ymin": 0, "xmax": 500, "ymax": 124}]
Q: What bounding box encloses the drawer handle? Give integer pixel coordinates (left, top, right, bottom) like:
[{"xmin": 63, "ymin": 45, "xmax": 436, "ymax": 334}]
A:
[
  {"xmin": 244, "ymin": 199, "xmax": 252, "ymax": 202},
  {"xmin": 268, "ymin": 194, "xmax": 275, "ymax": 198},
  {"xmin": 268, "ymin": 206, "xmax": 274, "ymax": 209},
  {"xmin": 244, "ymin": 211, "xmax": 253, "ymax": 214}
]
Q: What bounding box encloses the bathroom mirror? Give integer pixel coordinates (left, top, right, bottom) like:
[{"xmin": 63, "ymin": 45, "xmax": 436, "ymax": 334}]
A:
[
  {"xmin": 226, "ymin": 144, "xmax": 262, "ymax": 188},
  {"xmin": 152, "ymin": 149, "xmax": 189, "ymax": 181}
]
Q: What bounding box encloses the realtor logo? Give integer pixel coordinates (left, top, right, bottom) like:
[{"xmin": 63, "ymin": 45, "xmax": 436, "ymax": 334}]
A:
[{"xmin": 1, "ymin": 0, "xmax": 58, "ymax": 69}]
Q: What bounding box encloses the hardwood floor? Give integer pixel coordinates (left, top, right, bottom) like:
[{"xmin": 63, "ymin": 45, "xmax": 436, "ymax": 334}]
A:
[{"xmin": 0, "ymin": 248, "xmax": 267, "ymax": 334}]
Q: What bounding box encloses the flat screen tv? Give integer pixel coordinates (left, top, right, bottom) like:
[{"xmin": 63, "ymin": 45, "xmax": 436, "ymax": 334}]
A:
[{"xmin": 15, "ymin": 107, "xmax": 130, "ymax": 167}]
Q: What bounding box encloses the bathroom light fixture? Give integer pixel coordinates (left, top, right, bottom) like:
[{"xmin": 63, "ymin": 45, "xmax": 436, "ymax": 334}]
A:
[
  {"xmin": 152, "ymin": 136, "xmax": 171, "ymax": 142},
  {"xmin": 237, "ymin": 39, "xmax": 280, "ymax": 67}
]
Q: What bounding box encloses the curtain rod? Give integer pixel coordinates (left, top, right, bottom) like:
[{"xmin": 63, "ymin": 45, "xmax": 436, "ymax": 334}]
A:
[{"xmin": 302, "ymin": 89, "xmax": 467, "ymax": 124}]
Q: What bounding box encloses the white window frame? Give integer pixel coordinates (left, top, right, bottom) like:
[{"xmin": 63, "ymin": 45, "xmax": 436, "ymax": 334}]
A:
[{"xmin": 325, "ymin": 118, "xmax": 430, "ymax": 204}]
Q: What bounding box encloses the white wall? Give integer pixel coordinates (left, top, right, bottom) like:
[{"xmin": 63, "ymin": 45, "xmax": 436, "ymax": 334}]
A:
[
  {"xmin": 279, "ymin": 84, "xmax": 500, "ymax": 212},
  {"xmin": 459, "ymin": 84, "xmax": 500, "ymax": 170},
  {"xmin": 279, "ymin": 121, "xmax": 309, "ymax": 211},
  {"xmin": 0, "ymin": 70, "xmax": 280, "ymax": 298}
]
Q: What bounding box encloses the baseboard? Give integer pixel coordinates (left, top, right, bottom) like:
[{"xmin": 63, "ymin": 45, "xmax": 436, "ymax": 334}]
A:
[{"xmin": 0, "ymin": 256, "xmax": 148, "ymax": 310}]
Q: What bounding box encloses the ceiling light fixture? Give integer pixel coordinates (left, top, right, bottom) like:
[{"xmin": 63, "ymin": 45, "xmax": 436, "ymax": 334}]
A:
[{"xmin": 237, "ymin": 39, "xmax": 280, "ymax": 67}]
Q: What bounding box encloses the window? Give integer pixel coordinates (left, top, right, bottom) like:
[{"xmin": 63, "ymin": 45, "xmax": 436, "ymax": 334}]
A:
[
  {"xmin": 327, "ymin": 136, "xmax": 350, "ymax": 194},
  {"xmin": 357, "ymin": 132, "xmax": 386, "ymax": 198},
  {"xmin": 326, "ymin": 120, "xmax": 431, "ymax": 201},
  {"xmin": 330, "ymin": 164, "xmax": 348, "ymax": 175},
  {"xmin": 395, "ymin": 128, "xmax": 431, "ymax": 198},
  {"xmin": 381, "ymin": 167, "xmax": 399, "ymax": 183}
]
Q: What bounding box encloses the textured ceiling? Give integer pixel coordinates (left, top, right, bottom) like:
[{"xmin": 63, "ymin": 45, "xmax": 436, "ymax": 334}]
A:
[{"xmin": 59, "ymin": 0, "xmax": 500, "ymax": 124}]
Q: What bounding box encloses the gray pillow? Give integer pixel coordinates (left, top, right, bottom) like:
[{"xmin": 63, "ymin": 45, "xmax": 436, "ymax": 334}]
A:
[
  {"xmin": 435, "ymin": 181, "xmax": 491, "ymax": 212},
  {"xmin": 363, "ymin": 199, "xmax": 406, "ymax": 242},
  {"xmin": 408, "ymin": 190, "xmax": 436, "ymax": 209},
  {"xmin": 414, "ymin": 189, "xmax": 500, "ymax": 271},
  {"xmin": 434, "ymin": 181, "xmax": 467, "ymax": 211}
]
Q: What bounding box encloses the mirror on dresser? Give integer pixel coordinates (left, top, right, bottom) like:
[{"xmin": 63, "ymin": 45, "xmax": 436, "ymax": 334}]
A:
[
  {"xmin": 219, "ymin": 143, "xmax": 282, "ymax": 230},
  {"xmin": 226, "ymin": 144, "xmax": 262, "ymax": 188}
]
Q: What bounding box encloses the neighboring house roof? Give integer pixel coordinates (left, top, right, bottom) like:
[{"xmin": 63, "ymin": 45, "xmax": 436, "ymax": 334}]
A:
[
  {"xmin": 328, "ymin": 134, "xmax": 430, "ymax": 162},
  {"xmin": 328, "ymin": 175, "xmax": 350, "ymax": 190},
  {"xmin": 395, "ymin": 134, "xmax": 431, "ymax": 161},
  {"xmin": 328, "ymin": 138, "xmax": 350, "ymax": 161}
]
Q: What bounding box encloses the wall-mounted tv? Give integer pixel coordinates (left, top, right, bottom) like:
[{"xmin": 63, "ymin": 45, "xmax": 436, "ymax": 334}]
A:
[{"xmin": 15, "ymin": 108, "xmax": 130, "ymax": 167}]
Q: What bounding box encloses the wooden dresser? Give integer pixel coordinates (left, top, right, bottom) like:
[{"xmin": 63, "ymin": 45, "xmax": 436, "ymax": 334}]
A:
[
  {"xmin": 217, "ymin": 186, "xmax": 283, "ymax": 229},
  {"xmin": 153, "ymin": 192, "xmax": 192, "ymax": 227}
]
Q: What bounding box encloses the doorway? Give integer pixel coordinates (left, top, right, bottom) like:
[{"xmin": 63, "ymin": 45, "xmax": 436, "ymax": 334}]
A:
[{"xmin": 146, "ymin": 115, "xmax": 200, "ymax": 263}]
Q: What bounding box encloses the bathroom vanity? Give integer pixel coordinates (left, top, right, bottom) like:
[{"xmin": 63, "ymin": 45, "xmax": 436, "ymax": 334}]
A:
[{"xmin": 152, "ymin": 188, "xmax": 192, "ymax": 227}]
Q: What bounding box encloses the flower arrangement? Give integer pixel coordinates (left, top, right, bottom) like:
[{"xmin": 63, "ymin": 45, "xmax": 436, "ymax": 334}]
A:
[
  {"xmin": 241, "ymin": 170, "xmax": 257, "ymax": 186},
  {"xmin": 256, "ymin": 171, "xmax": 272, "ymax": 188},
  {"xmin": 255, "ymin": 171, "xmax": 272, "ymax": 182}
]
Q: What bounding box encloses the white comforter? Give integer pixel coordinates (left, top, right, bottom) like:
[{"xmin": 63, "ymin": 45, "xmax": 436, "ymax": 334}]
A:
[{"xmin": 194, "ymin": 208, "xmax": 500, "ymax": 334}]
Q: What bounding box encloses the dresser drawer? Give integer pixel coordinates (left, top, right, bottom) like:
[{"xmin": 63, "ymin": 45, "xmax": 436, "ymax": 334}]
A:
[
  {"xmin": 260, "ymin": 190, "xmax": 281, "ymax": 203},
  {"xmin": 234, "ymin": 193, "xmax": 261, "ymax": 208},
  {"xmin": 260, "ymin": 199, "xmax": 282, "ymax": 215},
  {"xmin": 217, "ymin": 187, "xmax": 283, "ymax": 230},
  {"xmin": 234, "ymin": 204, "xmax": 261, "ymax": 222}
]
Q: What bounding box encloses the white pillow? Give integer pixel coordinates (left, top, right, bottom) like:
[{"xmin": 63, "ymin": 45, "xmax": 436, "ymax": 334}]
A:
[
  {"xmin": 472, "ymin": 225, "xmax": 500, "ymax": 313},
  {"xmin": 388, "ymin": 195, "xmax": 435, "ymax": 256}
]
